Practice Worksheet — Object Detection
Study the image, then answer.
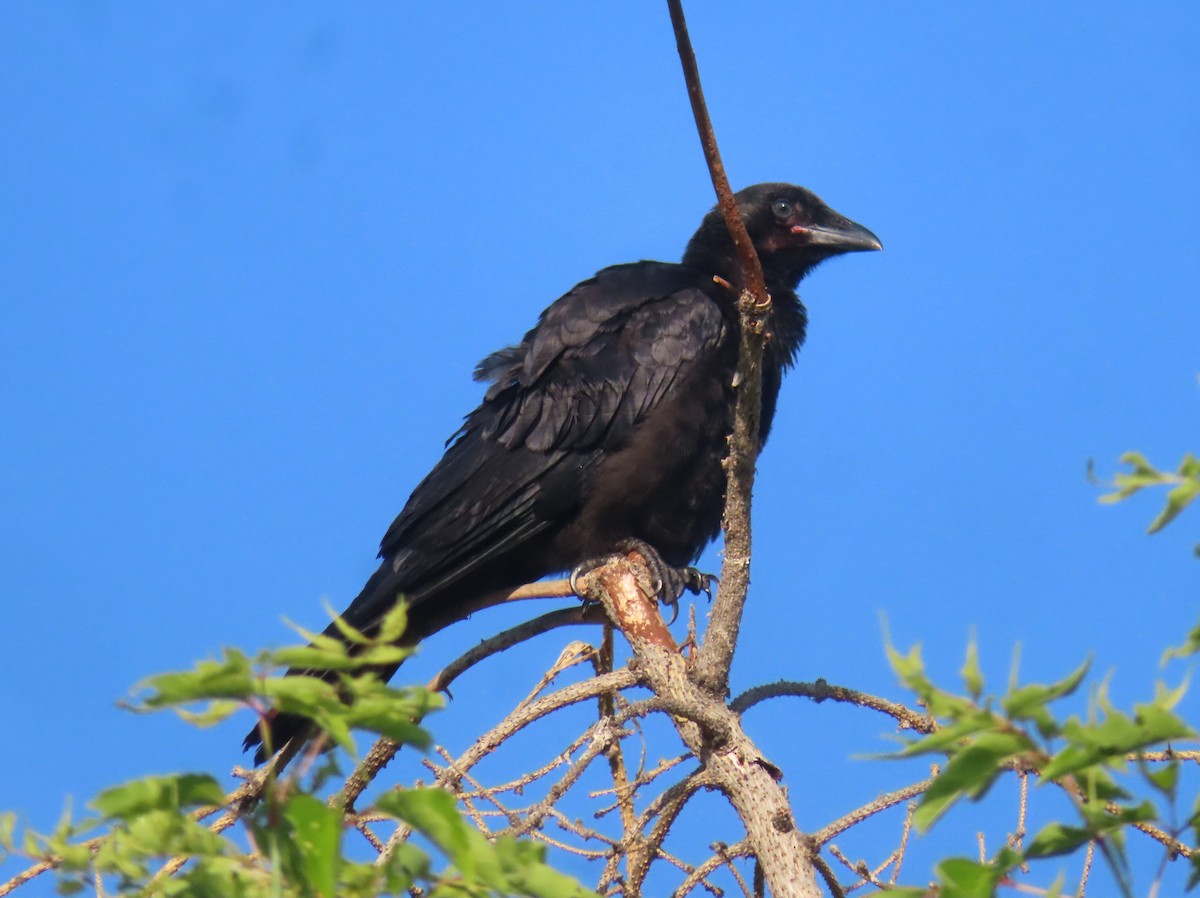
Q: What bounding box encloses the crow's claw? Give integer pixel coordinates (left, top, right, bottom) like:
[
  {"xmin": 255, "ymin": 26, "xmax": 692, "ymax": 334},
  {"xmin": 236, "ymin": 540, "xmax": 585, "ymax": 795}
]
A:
[
  {"xmin": 570, "ymin": 539, "xmax": 713, "ymax": 614},
  {"xmin": 682, "ymin": 569, "xmax": 718, "ymax": 601},
  {"xmin": 568, "ymin": 564, "xmax": 590, "ymax": 599},
  {"xmin": 661, "ymin": 594, "xmax": 681, "ymax": 626},
  {"xmin": 614, "ymin": 539, "xmax": 714, "ymax": 606}
]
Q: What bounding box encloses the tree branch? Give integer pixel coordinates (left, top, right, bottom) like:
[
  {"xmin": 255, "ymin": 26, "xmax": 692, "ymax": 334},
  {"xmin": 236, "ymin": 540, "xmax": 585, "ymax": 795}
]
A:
[
  {"xmin": 666, "ymin": 0, "xmax": 773, "ymax": 698},
  {"xmin": 583, "ymin": 554, "xmax": 822, "ymax": 898},
  {"xmin": 731, "ymin": 679, "xmax": 934, "ymax": 733}
]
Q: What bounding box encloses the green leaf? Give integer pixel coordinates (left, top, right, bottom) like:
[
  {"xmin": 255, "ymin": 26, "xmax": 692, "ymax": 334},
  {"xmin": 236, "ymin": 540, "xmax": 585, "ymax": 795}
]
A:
[
  {"xmin": 935, "ymin": 857, "xmax": 1005, "ymax": 898},
  {"xmin": 1078, "ymin": 799, "xmax": 1156, "ymax": 833},
  {"xmin": 280, "ymin": 617, "xmax": 358, "ymax": 654},
  {"xmin": 1148, "ymin": 475, "xmax": 1200, "ymax": 534},
  {"xmin": 886, "ymin": 639, "xmax": 929, "ymax": 691},
  {"xmin": 887, "ymin": 714, "xmax": 996, "ymax": 759},
  {"xmin": 341, "ymin": 681, "xmax": 440, "ymax": 748},
  {"xmin": 915, "ymin": 730, "xmax": 1031, "ymax": 831},
  {"xmin": 176, "ymin": 857, "xmax": 262, "ymax": 898},
  {"xmin": 176, "ymin": 699, "xmax": 243, "ymax": 728},
  {"xmin": 886, "ymin": 639, "xmax": 975, "ymax": 719},
  {"xmin": 321, "ymin": 604, "xmax": 374, "ymax": 646},
  {"xmin": 1025, "ymin": 822, "xmax": 1092, "ymax": 859},
  {"xmin": 270, "ymin": 646, "xmax": 370, "ymax": 672},
  {"xmin": 135, "ymin": 650, "xmax": 256, "ymax": 706},
  {"xmin": 518, "ymin": 861, "xmax": 602, "ymax": 898},
  {"xmin": 0, "ymin": 812, "xmax": 15, "ymax": 851},
  {"xmin": 1144, "ymin": 759, "xmax": 1179, "ymax": 798},
  {"xmin": 377, "ymin": 789, "xmax": 471, "ymax": 865},
  {"xmin": 492, "ymin": 836, "xmax": 598, "ymax": 897},
  {"xmin": 376, "ymin": 789, "xmax": 504, "ymax": 886},
  {"xmin": 1043, "ymin": 700, "xmax": 1193, "ymax": 782},
  {"xmin": 377, "ymin": 601, "xmax": 410, "ymax": 644},
  {"xmin": 1164, "ymin": 618, "xmax": 1200, "ymax": 662},
  {"xmin": 1099, "ymin": 451, "xmax": 1170, "ymax": 503},
  {"xmin": 355, "ymin": 644, "xmax": 413, "ymax": 667},
  {"xmin": 1044, "ymin": 871, "xmax": 1066, "ymax": 898},
  {"xmin": 122, "ymin": 808, "xmax": 218, "ymax": 856},
  {"xmin": 345, "ymin": 707, "xmax": 432, "ymax": 748},
  {"xmin": 92, "ymin": 774, "xmax": 225, "ymax": 820},
  {"xmin": 263, "ymin": 674, "xmax": 341, "ymax": 711},
  {"xmin": 283, "ymin": 794, "xmax": 342, "ymax": 898},
  {"xmin": 380, "ymin": 842, "xmax": 431, "ymax": 891},
  {"xmin": 1002, "ymin": 659, "xmax": 1090, "ymax": 720}
]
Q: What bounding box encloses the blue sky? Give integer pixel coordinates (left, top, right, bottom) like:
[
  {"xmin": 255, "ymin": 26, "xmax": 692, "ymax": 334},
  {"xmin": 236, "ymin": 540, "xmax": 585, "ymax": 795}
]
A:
[{"xmin": 2, "ymin": 3, "xmax": 1198, "ymax": 893}]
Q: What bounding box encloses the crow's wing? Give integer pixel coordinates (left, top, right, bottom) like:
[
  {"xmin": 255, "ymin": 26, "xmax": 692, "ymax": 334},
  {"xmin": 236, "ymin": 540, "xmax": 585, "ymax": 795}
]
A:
[{"xmin": 345, "ymin": 263, "xmax": 730, "ymax": 626}]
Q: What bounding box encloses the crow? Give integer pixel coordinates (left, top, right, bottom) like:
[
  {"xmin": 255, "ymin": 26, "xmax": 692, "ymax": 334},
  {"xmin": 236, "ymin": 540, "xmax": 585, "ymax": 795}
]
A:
[{"xmin": 246, "ymin": 183, "xmax": 880, "ymax": 761}]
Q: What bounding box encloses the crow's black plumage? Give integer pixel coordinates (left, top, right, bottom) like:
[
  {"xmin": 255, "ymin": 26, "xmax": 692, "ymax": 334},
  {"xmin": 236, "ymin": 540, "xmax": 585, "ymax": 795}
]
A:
[{"xmin": 246, "ymin": 183, "xmax": 880, "ymax": 760}]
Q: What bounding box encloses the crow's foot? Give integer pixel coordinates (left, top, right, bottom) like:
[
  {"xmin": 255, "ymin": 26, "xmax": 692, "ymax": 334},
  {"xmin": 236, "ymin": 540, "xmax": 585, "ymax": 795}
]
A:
[{"xmin": 569, "ymin": 539, "xmax": 716, "ymax": 623}]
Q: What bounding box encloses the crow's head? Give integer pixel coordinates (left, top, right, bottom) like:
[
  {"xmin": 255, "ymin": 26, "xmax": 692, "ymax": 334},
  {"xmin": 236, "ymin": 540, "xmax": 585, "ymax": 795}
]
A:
[{"xmin": 684, "ymin": 182, "xmax": 881, "ymax": 288}]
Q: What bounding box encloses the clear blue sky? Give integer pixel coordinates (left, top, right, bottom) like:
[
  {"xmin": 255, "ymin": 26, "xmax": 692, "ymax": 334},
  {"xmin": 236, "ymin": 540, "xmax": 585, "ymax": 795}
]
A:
[{"xmin": 2, "ymin": 3, "xmax": 1198, "ymax": 893}]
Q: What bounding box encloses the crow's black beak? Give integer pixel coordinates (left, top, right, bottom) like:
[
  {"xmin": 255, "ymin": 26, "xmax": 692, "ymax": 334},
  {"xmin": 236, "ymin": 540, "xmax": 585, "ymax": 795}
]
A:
[{"xmin": 794, "ymin": 218, "xmax": 883, "ymax": 253}]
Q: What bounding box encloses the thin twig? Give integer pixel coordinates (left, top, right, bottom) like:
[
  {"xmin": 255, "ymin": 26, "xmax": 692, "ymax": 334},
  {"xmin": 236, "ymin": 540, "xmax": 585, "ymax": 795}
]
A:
[
  {"xmin": 812, "ymin": 853, "xmax": 846, "ymax": 898},
  {"xmin": 375, "ymin": 672, "xmax": 646, "ymax": 863},
  {"xmin": 503, "ymin": 721, "xmax": 627, "ymax": 838},
  {"xmin": 673, "ymin": 840, "xmax": 753, "ymax": 898},
  {"xmin": 625, "ymin": 767, "xmax": 718, "ymax": 895},
  {"xmin": 1078, "ymin": 841, "xmax": 1095, "ymax": 897},
  {"xmin": 337, "ymin": 603, "xmax": 607, "ymax": 809},
  {"xmin": 888, "ymin": 801, "xmax": 917, "ymax": 886},
  {"xmin": 810, "ymin": 779, "xmax": 932, "ymax": 847}
]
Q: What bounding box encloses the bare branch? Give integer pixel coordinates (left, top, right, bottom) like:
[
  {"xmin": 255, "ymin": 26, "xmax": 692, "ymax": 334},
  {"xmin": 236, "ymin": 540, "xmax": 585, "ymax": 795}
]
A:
[
  {"xmin": 888, "ymin": 801, "xmax": 917, "ymax": 886},
  {"xmin": 665, "ymin": 0, "xmax": 772, "ymax": 698},
  {"xmin": 664, "ymin": 0, "xmax": 767, "ymax": 305},
  {"xmin": 376, "ymin": 669, "xmax": 640, "ymax": 863},
  {"xmin": 1078, "ymin": 841, "xmax": 1095, "ymax": 897},
  {"xmin": 810, "ymin": 779, "xmax": 932, "ymax": 847},
  {"xmin": 811, "ymin": 853, "xmax": 846, "ymax": 898},
  {"xmin": 731, "ymin": 679, "xmax": 933, "ymax": 732},
  {"xmin": 428, "ymin": 604, "xmax": 606, "ymax": 696},
  {"xmin": 624, "ymin": 767, "xmax": 718, "ymax": 895},
  {"xmin": 672, "ymin": 840, "xmax": 753, "ymax": 898},
  {"xmin": 502, "ymin": 720, "xmax": 626, "ymax": 838}
]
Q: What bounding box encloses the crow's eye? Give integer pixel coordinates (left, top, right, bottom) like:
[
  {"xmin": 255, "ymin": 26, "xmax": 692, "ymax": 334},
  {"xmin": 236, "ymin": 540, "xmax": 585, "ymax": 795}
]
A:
[{"xmin": 771, "ymin": 198, "xmax": 793, "ymax": 220}]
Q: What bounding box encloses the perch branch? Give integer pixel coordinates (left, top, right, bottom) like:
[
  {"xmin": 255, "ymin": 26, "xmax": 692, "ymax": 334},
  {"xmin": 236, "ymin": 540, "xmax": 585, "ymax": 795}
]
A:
[
  {"xmin": 666, "ymin": 0, "xmax": 773, "ymax": 699},
  {"xmin": 584, "ymin": 554, "xmax": 822, "ymax": 898}
]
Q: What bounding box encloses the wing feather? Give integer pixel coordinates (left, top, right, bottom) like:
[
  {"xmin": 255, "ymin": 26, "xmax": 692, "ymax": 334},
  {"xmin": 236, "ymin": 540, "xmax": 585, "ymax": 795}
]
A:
[{"xmin": 374, "ymin": 263, "xmax": 729, "ymax": 608}]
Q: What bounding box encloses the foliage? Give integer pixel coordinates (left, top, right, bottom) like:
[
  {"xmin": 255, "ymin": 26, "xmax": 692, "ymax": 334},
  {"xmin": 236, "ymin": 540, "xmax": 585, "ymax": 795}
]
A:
[
  {"xmin": 875, "ymin": 439, "xmax": 1200, "ymax": 898},
  {"xmin": 883, "ymin": 636, "xmax": 1196, "ymax": 898},
  {"xmin": 0, "ymin": 604, "xmax": 596, "ymax": 898},
  {"xmin": 1099, "ymin": 449, "xmax": 1200, "ymax": 555}
]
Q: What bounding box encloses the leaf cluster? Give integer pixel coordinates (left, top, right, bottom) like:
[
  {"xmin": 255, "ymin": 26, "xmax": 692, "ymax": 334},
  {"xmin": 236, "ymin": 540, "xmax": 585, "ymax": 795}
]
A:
[
  {"xmin": 0, "ymin": 604, "xmax": 596, "ymax": 898},
  {"xmin": 1099, "ymin": 450, "xmax": 1200, "ymax": 554},
  {"xmin": 882, "ymin": 634, "xmax": 1199, "ymax": 898}
]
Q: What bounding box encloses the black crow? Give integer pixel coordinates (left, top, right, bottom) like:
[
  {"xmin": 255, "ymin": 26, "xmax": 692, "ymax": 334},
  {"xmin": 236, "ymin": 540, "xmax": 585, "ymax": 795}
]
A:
[{"xmin": 246, "ymin": 183, "xmax": 880, "ymax": 760}]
